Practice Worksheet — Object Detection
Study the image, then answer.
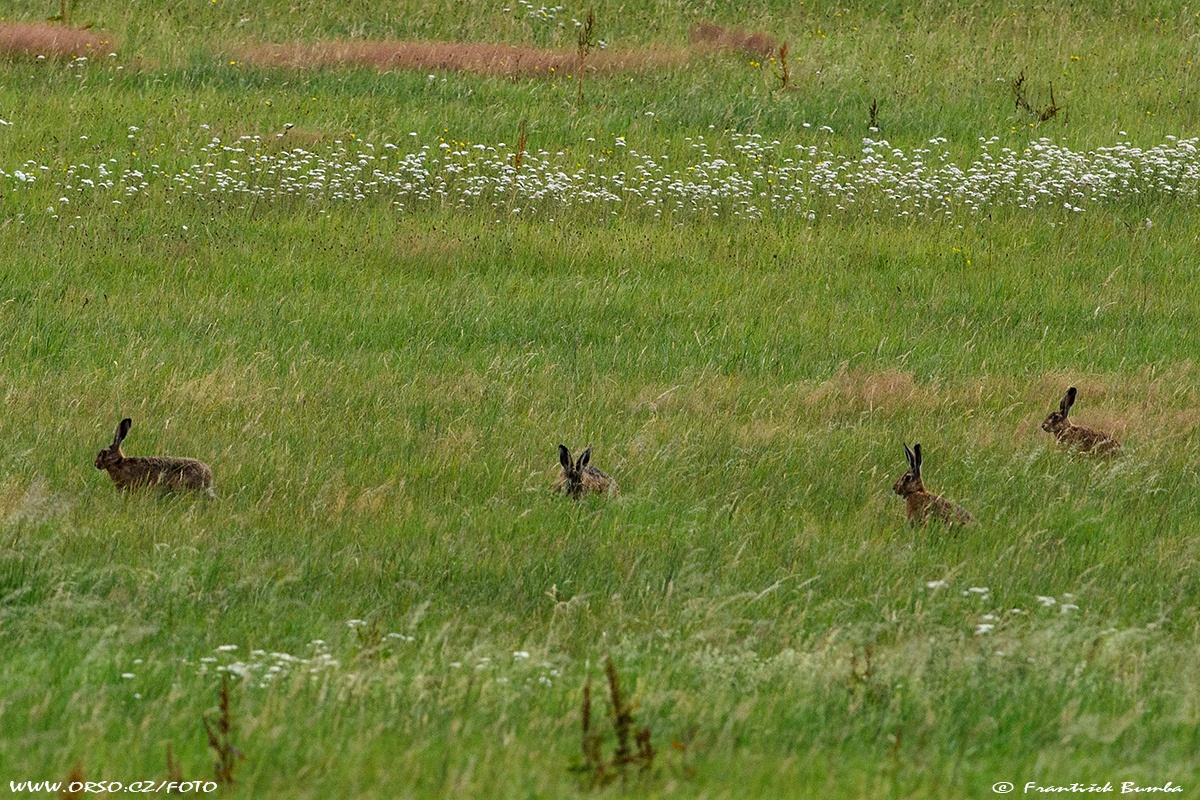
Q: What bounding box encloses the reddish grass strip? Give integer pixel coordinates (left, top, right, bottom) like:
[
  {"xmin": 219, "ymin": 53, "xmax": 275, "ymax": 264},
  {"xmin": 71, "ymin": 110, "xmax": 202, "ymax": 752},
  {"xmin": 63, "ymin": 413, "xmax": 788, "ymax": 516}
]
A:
[
  {"xmin": 0, "ymin": 22, "xmax": 115, "ymax": 58},
  {"xmin": 689, "ymin": 21, "xmax": 778, "ymax": 57},
  {"xmin": 239, "ymin": 40, "xmax": 686, "ymax": 77}
]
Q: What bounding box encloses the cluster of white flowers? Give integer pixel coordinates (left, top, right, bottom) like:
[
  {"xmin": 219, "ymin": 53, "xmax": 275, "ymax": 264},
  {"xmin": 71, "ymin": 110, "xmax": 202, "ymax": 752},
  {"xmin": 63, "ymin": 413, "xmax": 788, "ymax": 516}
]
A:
[
  {"xmin": 190, "ymin": 641, "xmax": 341, "ymax": 688},
  {"xmin": 130, "ymin": 633, "xmax": 560, "ymax": 694},
  {"xmin": 503, "ymin": 0, "xmax": 564, "ymax": 22},
  {"xmin": 926, "ymin": 581, "xmax": 1082, "ymax": 636},
  {"xmin": 457, "ymin": 651, "xmax": 561, "ymax": 687},
  {"xmin": 6, "ymin": 130, "xmax": 1198, "ymax": 222}
]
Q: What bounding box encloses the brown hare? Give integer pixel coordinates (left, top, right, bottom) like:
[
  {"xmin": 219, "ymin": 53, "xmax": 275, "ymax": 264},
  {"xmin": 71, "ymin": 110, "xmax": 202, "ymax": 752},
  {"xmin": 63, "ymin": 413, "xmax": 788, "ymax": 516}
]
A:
[
  {"xmin": 95, "ymin": 417, "xmax": 215, "ymax": 497},
  {"xmin": 892, "ymin": 443, "xmax": 973, "ymax": 527},
  {"xmin": 554, "ymin": 445, "xmax": 618, "ymax": 499},
  {"xmin": 1041, "ymin": 387, "xmax": 1121, "ymax": 455}
]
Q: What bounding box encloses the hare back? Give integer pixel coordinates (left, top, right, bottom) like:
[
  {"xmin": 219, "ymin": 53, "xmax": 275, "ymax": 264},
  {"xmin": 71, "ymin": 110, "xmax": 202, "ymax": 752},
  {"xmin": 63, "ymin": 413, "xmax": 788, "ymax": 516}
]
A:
[
  {"xmin": 556, "ymin": 466, "xmax": 618, "ymax": 497},
  {"xmin": 932, "ymin": 495, "xmax": 975, "ymax": 526},
  {"xmin": 582, "ymin": 465, "xmax": 618, "ymax": 495},
  {"xmin": 908, "ymin": 492, "xmax": 972, "ymax": 527},
  {"xmin": 1058, "ymin": 426, "xmax": 1120, "ymax": 455},
  {"xmin": 108, "ymin": 456, "xmax": 213, "ymax": 492}
]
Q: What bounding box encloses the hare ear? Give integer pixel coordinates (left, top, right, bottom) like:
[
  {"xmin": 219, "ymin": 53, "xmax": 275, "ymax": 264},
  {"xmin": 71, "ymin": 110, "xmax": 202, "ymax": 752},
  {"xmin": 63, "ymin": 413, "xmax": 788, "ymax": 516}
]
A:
[
  {"xmin": 913, "ymin": 443, "xmax": 923, "ymax": 475},
  {"xmin": 579, "ymin": 447, "xmax": 592, "ymax": 468},
  {"xmin": 1061, "ymin": 387, "xmax": 1077, "ymax": 415},
  {"xmin": 558, "ymin": 444, "xmax": 572, "ymax": 469},
  {"xmin": 114, "ymin": 418, "xmax": 132, "ymax": 447},
  {"xmin": 903, "ymin": 443, "xmax": 916, "ymax": 471}
]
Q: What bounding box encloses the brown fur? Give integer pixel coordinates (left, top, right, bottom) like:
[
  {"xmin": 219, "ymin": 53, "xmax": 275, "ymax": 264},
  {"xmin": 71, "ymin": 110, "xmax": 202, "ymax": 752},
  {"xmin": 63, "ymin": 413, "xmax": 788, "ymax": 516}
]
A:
[
  {"xmin": 892, "ymin": 443, "xmax": 973, "ymax": 528},
  {"xmin": 95, "ymin": 418, "xmax": 215, "ymax": 496},
  {"xmin": 1041, "ymin": 387, "xmax": 1121, "ymax": 456},
  {"xmin": 554, "ymin": 444, "xmax": 618, "ymax": 499}
]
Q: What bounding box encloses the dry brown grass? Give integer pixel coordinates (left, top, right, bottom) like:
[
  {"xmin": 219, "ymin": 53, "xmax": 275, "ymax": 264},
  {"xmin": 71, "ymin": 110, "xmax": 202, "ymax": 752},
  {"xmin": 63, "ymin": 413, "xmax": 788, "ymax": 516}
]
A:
[
  {"xmin": 394, "ymin": 228, "xmax": 465, "ymax": 261},
  {"xmin": 0, "ymin": 22, "xmax": 115, "ymax": 59},
  {"xmin": 631, "ymin": 367, "xmax": 1200, "ymax": 450},
  {"xmin": 805, "ymin": 366, "xmax": 927, "ymax": 413},
  {"xmin": 0, "ymin": 477, "xmax": 70, "ymax": 526},
  {"xmin": 204, "ymin": 675, "xmax": 245, "ymax": 785},
  {"xmin": 238, "ymin": 40, "xmax": 687, "ymax": 78},
  {"xmin": 1024, "ymin": 369, "xmax": 1200, "ymax": 444},
  {"xmin": 688, "ymin": 21, "xmax": 779, "ymax": 58},
  {"xmin": 574, "ymin": 658, "xmax": 656, "ymax": 788}
]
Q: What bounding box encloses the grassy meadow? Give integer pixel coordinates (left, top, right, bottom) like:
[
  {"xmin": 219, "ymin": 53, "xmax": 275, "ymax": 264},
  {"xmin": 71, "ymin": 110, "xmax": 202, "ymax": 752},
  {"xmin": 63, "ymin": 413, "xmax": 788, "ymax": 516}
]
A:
[{"xmin": 3, "ymin": 0, "xmax": 1200, "ymax": 796}]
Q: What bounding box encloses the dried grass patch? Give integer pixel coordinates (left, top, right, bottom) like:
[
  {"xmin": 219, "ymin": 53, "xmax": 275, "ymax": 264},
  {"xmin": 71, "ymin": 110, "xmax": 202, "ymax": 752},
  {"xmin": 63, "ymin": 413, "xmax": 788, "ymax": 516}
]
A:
[
  {"xmin": 0, "ymin": 22, "xmax": 115, "ymax": 59},
  {"xmin": 0, "ymin": 477, "xmax": 70, "ymax": 525},
  {"xmin": 688, "ymin": 21, "xmax": 779, "ymax": 58},
  {"xmin": 394, "ymin": 228, "xmax": 464, "ymax": 262},
  {"xmin": 238, "ymin": 40, "xmax": 687, "ymax": 77},
  {"xmin": 805, "ymin": 366, "xmax": 928, "ymax": 413}
]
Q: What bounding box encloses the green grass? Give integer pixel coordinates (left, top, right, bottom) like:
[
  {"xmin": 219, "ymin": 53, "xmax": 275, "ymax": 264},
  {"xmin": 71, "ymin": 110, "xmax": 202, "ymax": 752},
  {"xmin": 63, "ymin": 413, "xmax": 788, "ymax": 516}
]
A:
[{"xmin": 2, "ymin": 1, "xmax": 1200, "ymax": 796}]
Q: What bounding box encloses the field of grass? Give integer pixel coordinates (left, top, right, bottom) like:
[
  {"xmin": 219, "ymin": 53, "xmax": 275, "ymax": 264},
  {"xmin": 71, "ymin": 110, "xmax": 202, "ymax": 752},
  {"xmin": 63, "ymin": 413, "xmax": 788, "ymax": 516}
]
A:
[{"xmin": 3, "ymin": 0, "xmax": 1200, "ymax": 796}]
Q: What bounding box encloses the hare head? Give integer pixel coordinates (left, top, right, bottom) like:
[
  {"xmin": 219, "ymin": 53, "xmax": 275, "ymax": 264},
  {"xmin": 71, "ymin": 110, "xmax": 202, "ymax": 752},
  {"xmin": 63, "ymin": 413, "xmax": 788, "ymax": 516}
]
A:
[
  {"xmin": 892, "ymin": 443, "xmax": 925, "ymax": 497},
  {"xmin": 558, "ymin": 444, "xmax": 592, "ymax": 497},
  {"xmin": 95, "ymin": 417, "xmax": 132, "ymax": 472},
  {"xmin": 1041, "ymin": 387, "xmax": 1076, "ymax": 435}
]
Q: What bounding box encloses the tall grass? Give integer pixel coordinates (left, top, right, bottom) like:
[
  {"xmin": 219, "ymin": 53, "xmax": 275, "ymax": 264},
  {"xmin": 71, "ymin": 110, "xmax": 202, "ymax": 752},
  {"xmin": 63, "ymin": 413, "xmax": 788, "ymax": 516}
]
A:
[{"xmin": 2, "ymin": 1, "xmax": 1200, "ymax": 797}]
